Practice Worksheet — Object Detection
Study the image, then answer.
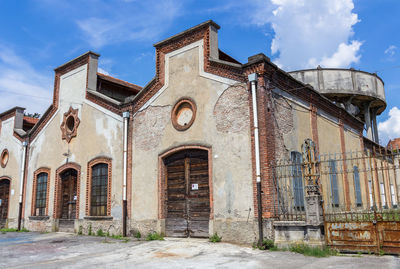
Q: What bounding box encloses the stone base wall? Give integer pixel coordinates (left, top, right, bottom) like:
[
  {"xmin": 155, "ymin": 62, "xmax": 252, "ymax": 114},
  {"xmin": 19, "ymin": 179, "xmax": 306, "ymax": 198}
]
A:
[
  {"xmin": 75, "ymin": 219, "xmax": 122, "ymax": 236},
  {"xmin": 24, "ymin": 217, "xmax": 53, "ymax": 232},
  {"xmin": 274, "ymin": 221, "xmax": 325, "ymax": 248},
  {"xmin": 129, "ymin": 219, "xmax": 160, "ymax": 237},
  {"xmin": 212, "ymin": 219, "xmax": 258, "ymax": 244}
]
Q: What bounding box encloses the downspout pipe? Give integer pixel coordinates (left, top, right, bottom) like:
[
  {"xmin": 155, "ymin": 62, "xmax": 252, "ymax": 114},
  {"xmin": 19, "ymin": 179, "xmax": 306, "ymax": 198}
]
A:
[
  {"xmin": 248, "ymin": 73, "xmax": 263, "ymax": 246},
  {"xmin": 18, "ymin": 141, "xmax": 28, "ymax": 231},
  {"xmin": 122, "ymin": 111, "xmax": 130, "ymax": 237}
]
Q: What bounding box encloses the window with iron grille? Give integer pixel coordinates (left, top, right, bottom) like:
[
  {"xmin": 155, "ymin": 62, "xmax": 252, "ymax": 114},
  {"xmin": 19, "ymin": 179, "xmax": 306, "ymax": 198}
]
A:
[
  {"xmin": 35, "ymin": 173, "xmax": 48, "ymax": 216},
  {"xmin": 353, "ymin": 166, "xmax": 362, "ymax": 207},
  {"xmin": 291, "ymin": 151, "xmax": 304, "ymax": 210},
  {"xmin": 91, "ymin": 163, "xmax": 108, "ymax": 216},
  {"xmin": 329, "ymin": 160, "xmax": 340, "ymax": 207}
]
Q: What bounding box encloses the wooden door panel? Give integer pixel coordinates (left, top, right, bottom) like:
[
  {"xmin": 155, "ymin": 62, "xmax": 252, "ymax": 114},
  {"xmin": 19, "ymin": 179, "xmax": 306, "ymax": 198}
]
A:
[
  {"xmin": 60, "ymin": 172, "xmax": 77, "ymax": 219},
  {"xmin": 166, "ymin": 159, "xmax": 186, "ymax": 237},
  {"xmin": 165, "ymin": 150, "xmax": 210, "ymax": 238},
  {"xmin": 0, "ymin": 180, "xmax": 10, "ymax": 224},
  {"xmin": 188, "ymin": 157, "xmax": 209, "ymax": 237}
]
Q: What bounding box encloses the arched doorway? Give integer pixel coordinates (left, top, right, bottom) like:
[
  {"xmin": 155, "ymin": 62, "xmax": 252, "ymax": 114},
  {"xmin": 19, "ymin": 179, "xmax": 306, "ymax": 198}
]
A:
[
  {"xmin": 163, "ymin": 149, "xmax": 210, "ymax": 238},
  {"xmin": 0, "ymin": 178, "xmax": 10, "ymax": 228},
  {"xmin": 59, "ymin": 169, "xmax": 78, "ymax": 219}
]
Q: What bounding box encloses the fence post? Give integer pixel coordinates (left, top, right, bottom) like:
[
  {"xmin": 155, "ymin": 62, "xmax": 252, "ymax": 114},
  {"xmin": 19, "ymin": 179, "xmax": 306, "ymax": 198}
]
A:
[{"xmin": 302, "ymin": 139, "xmax": 324, "ymax": 245}]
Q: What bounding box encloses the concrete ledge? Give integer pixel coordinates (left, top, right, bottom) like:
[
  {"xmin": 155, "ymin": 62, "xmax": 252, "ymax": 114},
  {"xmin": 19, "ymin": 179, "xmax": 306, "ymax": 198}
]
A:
[
  {"xmin": 83, "ymin": 216, "xmax": 113, "ymax": 221},
  {"xmin": 29, "ymin": 216, "xmax": 50, "ymax": 221}
]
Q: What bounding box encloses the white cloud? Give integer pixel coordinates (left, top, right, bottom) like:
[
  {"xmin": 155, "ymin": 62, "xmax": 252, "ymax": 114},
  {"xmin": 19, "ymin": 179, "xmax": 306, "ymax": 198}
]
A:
[
  {"xmin": 250, "ymin": 0, "xmax": 362, "ymax": 70},
  {"xmin": 98, "ymin": 67, "xmax": 110, "ymax": 76},
  {"xmin": 76, "ymin": 0, "xmax": 183, "ymax": 48},
  {"xmin": 385, "ymin": 45, "xmax": 397, "ymax": 57},
  {"xmin": 378, "ymin": 106, "xmax": 400, "ymax": 145},
  {"xmin": 0, "ymin": 44, "xmax": 52, "ymax": 115}
]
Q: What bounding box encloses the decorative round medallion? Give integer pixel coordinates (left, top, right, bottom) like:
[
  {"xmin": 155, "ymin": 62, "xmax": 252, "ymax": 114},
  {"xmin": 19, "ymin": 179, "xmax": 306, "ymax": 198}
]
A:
[
  {"xmin": 1, "ymin": 149, "xmax": 9, "ymax": 168},
  {"xmin": 171, "ymin": 98, "xmax": 197, "ymax": 131},
  {"xmin": 60, "ymin": 106, "xmax": 80, "ymax": 143}
]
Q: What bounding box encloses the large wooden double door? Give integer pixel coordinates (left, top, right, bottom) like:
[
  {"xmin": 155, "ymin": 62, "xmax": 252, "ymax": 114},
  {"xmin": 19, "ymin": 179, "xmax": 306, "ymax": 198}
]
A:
[
  {"xmin": 0, "ymin": 179, "xmax": 10, "ymax": 228},
  {"xmin": 165, "ymin": 149, "xmax": 210, "ymax": 238},
  {"xmin": 60, "ymin": 169, "xmax": 77, "ymax": 219}
]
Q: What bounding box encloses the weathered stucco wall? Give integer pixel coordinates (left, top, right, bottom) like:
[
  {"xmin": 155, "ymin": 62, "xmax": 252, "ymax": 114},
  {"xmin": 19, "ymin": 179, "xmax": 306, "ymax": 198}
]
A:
[
  {"xmin": 24, "ymin": 64, "xmax": 124, "ymax": 232},
  {"xmin": 0, "ymin": 117, "xmax": 23, "ymax": 227},
  {"xmin": 131, "ymin": 41, "xmax": 255, "ymax": 243}
]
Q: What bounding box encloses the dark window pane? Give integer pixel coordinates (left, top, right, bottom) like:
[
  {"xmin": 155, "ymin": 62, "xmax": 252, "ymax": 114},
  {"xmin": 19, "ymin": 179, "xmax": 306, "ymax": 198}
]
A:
[
  {"xmin": 91, "ymin": 163, "xmax": 108, "ymax": 216},
  {"xmin": 329, "ymin": 160, "xmax": 340, "ymax": 207},
  {"xmin": 291, "ymin": 151, "xmax": 304, "ymax": 210},
  {"xmin": 35, "ymin": 172, "xmax": 48, "ymax": 216}
]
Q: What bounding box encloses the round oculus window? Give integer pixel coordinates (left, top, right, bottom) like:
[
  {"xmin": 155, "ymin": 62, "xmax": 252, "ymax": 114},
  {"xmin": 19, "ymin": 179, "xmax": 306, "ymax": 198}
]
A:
[
  {"xmin": 1, "ymin": 149, "xmax": 9, "ymax": 168},
  {"xmin": 171, "ymin": 98, "xmax": 196, "ymax": 131}
]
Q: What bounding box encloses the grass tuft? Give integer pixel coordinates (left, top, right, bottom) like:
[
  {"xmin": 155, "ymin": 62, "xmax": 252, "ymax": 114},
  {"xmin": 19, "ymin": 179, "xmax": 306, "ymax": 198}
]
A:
[
  {"xmin": 146, "ymin": 232, "xmax": 164, "ymax": 241},
  {"xmin": 289, "ymin": 244, "xmax": 338, "ymax": 258},
  {"xmin": 0, "ymin": 228, "xmax": 29, "ymax": 233},
  {"xmin": 209, "ymin": 233, "xmax": 222, "ymax": 243}
]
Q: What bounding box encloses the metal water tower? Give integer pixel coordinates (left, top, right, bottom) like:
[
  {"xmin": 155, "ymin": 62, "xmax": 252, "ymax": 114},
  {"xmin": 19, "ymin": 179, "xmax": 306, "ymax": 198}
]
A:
[{"xmin": 289, "ymin": 67, "xmax": 386, "ymax": 143}]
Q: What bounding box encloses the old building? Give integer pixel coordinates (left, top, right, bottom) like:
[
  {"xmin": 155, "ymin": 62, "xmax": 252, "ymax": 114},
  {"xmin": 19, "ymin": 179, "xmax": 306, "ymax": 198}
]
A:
[{"xmin": 0, "ymin": 21, "xmax": 398, "ymax": 249}]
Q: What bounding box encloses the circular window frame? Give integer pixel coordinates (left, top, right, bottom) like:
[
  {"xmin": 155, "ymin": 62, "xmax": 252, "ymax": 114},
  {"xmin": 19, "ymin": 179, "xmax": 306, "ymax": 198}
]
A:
[
  {"xmin": 1, "ymin": 149, "xmax": 9, "ymax": 168},
  {"xmin": 171, "ymin": 98, "xmax": 197, "ymax": 131}
]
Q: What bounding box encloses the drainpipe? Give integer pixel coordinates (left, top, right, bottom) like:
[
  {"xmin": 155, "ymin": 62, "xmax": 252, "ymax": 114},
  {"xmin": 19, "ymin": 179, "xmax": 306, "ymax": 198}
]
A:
[
  {"xmin": 122, "ymin": 111, "xmax": 130, "ymax": 237},
  {"xmin": 18, "ymin": 141, "xmax": 28, "ymax": 230},
  {"xmin": 248, "ymin": 73, "xmax": 263, "ymax": 246}
]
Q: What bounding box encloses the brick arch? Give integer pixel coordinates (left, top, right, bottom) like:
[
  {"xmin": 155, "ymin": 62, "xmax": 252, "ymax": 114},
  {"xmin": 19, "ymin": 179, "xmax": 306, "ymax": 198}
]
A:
[
  {"xmin": 86, "ymin": 157, "xmax": 112, "ymax": 216},
  {"xmin": 53, "ymin": 162, "xmax": 81, "ymax": 219},
  {"xmin": 158, "ymin": 144, "xmax": 213, "ymax": 220},
  {"xmin": 31, "ymin": 167, "xmax": 51, "ymax": 216}
]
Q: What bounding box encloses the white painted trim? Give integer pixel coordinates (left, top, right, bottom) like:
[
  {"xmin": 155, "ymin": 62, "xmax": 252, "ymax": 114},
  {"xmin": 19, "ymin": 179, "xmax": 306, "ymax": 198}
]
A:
[
  {"xmin": 137, "ymin": 39, "xmax": 238, "ymax": 114},
  {"xmin": 30, "ymin": 107, "xmax": 60, "ymax": 145},
  {"xmin": 60, "ymin": 65, "xmax": 86, "ymax": 80},
  {"xmin": 84, "ymin": 99, "xmax": 123, "ymax": 122}
]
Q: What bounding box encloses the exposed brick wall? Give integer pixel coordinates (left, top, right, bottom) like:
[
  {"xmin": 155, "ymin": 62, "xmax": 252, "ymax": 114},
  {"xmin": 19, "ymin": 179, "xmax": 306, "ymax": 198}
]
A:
[
  {"xmin": 339, "ymin": 120, "xmax": 350, "ymax": 210},
  {"xmin": 86, "ymin": 157, "xmax": 112, "ymax": 216},
  {"xmin": 213, "ymin": 84, "xmax": 249, "ymax": 133},
  {"xmin": 359, "ymin": 134, "xmax": 370, "ymax": 209},
  {"xmin": 133, "ymin": 106, "xmax": 171, "ymax": 151},
  {"xmin": 310, "ymin": 104, "xmax": 320, "ymax": 155}
]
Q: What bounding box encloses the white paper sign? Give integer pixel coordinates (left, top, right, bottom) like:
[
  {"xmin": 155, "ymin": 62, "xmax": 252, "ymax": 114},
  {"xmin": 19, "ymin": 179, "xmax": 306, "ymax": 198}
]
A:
[
  {"xmin": 191, "ymin": 184, "xmax": 198, "ymax": 190},
  {"xmin": 11, "ymin": 189, "xmax": 14, "ymax": 195},
  {"xmin": 74, "ymin": 195, "xmax": 77, "ymax": 201}
]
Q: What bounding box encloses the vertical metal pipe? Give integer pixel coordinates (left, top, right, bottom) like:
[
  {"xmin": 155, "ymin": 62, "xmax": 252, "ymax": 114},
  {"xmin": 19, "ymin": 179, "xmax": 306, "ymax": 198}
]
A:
[
  {"xmin": 248, "ymin": 73, "xmax": 263, "ymax": 246},
  {"xmin": 18, "ymin": 141, "xmax": 27, "ymax": 231},
  {"xmin": 122, "ymin": 111, "xmax": 130, "ymax": 237}
]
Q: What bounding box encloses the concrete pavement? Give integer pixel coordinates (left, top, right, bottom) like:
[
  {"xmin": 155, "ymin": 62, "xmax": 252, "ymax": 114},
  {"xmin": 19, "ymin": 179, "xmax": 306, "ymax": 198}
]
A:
[{"xmin": 0, "ymin": 232, "xmax": 399, "ymax": 269}]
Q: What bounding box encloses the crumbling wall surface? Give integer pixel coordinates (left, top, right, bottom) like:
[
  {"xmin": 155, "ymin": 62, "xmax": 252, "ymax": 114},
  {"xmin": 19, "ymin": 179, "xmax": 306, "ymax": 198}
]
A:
[
  {"xmin": 133, "ymin": 106, "xmax": 171, "ymax": 151},
  {"xmin": 214, "ymin": 84, "xmax": 250, "ymax": 134},
  {"xmin": 271, "ymin": 93, "xmax": 295, "ymax": 160}
]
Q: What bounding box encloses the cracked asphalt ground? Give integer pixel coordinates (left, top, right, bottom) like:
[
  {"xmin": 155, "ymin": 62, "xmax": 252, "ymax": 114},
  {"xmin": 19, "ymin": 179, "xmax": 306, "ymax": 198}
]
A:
[{"xmin": 1, "ymin": 232, "xmax": 400, "ymax": 269}]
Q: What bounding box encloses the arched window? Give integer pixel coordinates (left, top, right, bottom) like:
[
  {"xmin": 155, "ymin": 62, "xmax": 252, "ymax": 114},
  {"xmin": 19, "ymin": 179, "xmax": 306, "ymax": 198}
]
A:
[
  {"xmin": 32, "ymin": 168, "xmax": 50, "ymax": 217},
  {"xmin": 90, "ymin": 163, "xmax": 108, "ymax": 216},
  {"xmin": 35, "ymin": 173, "xmax": 48, "ymax": 216}
]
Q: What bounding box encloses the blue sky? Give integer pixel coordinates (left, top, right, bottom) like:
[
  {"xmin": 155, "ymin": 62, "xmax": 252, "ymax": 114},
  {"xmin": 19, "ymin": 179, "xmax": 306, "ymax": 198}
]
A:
[{"xmin": 0, "ymin": 0, "xmax": 399, "ymax": 144}]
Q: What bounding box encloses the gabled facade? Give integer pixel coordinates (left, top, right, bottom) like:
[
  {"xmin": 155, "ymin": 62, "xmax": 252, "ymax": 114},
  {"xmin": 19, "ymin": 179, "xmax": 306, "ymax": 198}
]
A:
[{"xmin": 0, "ymin": 20, "xmax": 395, "ymax": 245}]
